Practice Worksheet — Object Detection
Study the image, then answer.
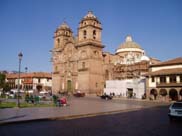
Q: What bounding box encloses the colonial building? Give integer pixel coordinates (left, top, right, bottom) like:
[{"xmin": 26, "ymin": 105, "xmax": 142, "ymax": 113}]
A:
[
  {"xmin": 51, "ymin": 11, "xmax": 104, "ymax": 94},
  {"xmin": 51, "ymin": 11, "xmax": 159, "ymax": 95},
  {"xmin": 146, "ymin": 57, "xmax": 182, "ymax": 101},
  {"xmin": 6, "ymin": 72, "xmax": 52, "ymax": 92}
]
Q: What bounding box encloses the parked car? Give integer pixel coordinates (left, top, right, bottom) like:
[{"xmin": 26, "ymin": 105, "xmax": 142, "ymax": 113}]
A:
[
  {"xmin": 168, "ymin": 101, "xmax": 182, "ymax": 120},
  {"xmin": 73, "ymin": 91, "xmax": 85, "ymax": 97},
  {"xmin": 100, "ymin": 94, "xmax": 112, "ymax": 100}
]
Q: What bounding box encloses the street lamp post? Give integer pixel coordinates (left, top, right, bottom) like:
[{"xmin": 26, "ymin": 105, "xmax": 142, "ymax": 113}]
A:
[{"xmin": 17, "ymin": 52, "xmax": 23, "ymax": 107}]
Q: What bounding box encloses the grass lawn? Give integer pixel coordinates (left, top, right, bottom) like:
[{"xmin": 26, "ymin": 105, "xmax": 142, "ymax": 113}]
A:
[
  {"xmin": 0, "ymin": 102, "xmax": 16, "ymax": 108},
  {"xmin": 0, "ymin": 101, "xmax": 54, "ymax": 109}
]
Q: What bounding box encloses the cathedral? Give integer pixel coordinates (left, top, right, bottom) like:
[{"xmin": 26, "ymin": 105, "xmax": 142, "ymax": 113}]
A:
[{"xmin": 51, "ymin": 11, "xmax": 159, "ymax": 95}]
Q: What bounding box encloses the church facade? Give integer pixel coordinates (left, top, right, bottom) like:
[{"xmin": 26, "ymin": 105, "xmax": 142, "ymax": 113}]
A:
[{"xmin": 51, "ymin": 11, "xmax": 159, "ymax": 95}]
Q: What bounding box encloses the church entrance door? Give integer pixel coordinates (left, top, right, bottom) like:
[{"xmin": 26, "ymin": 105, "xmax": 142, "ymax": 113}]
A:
[{"xmin": 67, "ymin": 80, "xmax": 72, "ymax": 93}]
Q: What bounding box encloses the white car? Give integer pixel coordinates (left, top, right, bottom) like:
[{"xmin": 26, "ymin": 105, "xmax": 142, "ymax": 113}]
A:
[{"xmin": 168, "ymin": 101, "xmax": 182, "ymax": 120}]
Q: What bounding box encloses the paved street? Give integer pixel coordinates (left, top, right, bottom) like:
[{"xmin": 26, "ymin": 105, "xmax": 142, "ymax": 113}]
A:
[
  {"xmin": 0, "ymin": 96, "xmax": 169, "ymax": 124},
  {"xmin": 1, "ymin": 105, "xmax": 181, "ymax": 136}
]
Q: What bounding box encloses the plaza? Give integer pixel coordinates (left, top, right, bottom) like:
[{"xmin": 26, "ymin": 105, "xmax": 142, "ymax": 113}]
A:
[{"xmin": 0, "ymin": 96, "xmax": 169, "ymax": 125}]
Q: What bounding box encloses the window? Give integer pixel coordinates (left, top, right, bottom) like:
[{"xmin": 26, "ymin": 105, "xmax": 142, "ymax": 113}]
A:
[
  {"xmin": 96, "ymin": 82, "xmax": 98, "ymax": 88},
  {"xmin": 170, "ymin": 75, "xmax": 176, "ymax": 83},
  {"xmin": 57, "ymin": 38, "xmax": 60, "ymax": 44},
  {"xmin": 83, "ymin": 30, "xmax": 87, "ymax": 39},
  {"xmin": 160, "ymin": 76, "xmax": 166, "ymax": 83},
  {"xmin": 55, "ymin": 66, "xmax": 58, "ymax": 71},
  {"xmin": 38, "ymin": 78, "xmax": 41, "ymax": 83},
  {"xmin": 151, "ymin": 76, "xmax": 155, "ymax": 82},
  {"xmin": 82, "ymin": 62, "xmax": 85, "ymax": 68},
  {"xmin": 180, "ymin": 75, "xmax": 182, "ymax": 82},
  {"xmin": 94, "ymin": 51, "xmax": 98, "ymax": 57},
  {"xmin": 105, "ymin": 70, "xmax": 109, "ymax": 80},
  {"xmin": 93, "ymin": 30, "xmax": 96, "ymax": 39}
]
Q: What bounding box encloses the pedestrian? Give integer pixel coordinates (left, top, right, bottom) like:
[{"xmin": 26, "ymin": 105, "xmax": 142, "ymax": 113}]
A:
[
  {"xmin": 53, "ymin": 95, "xmax": 58, "ymax": 106},
  {"xmin": 34, "ymin": 95, "xmax": 39, "ymax": 104},
  {"xmin": 30, "ymin": 95, "xmax": 34, "ymax": 104},
  {"xmin": 25, "ymin": 94, "xmax": 29, "ymax": 103}
]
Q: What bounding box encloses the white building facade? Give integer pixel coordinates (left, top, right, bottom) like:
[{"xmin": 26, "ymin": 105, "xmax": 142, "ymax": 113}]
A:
[
  {"xmin": 146, "ymin": 57, "xmax": 182, "ymax": 101},
  {"xmin": 104, "ymin": 78, "xmax": 146, "ymax": 99}
]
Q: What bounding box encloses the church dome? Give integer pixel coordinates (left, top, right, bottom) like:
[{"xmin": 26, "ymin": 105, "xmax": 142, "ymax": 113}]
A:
[
  {"xmin": 84, "ymin": 11, "xmax": 97, "ymax": 19},
  {"xmin": 58, "ymin": 22, "xmax": 71, "ymax": 30},
  {"xmin": 119, "ymin": 35, "xmax": 142, "ymax": 49},
  {"xmin": 116, "ymin": 35, "xmax": 144, "ymax": 54},
  {"xmin": 80, "ymin": 11, "xmax": 101, "ymax": 24},
  {"xmin": 55, "ymin": 22, "xmax": 72, "ymax": 37}
]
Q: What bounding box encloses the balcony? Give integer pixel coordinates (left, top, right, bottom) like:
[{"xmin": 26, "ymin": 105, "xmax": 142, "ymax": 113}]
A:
[
  {"xmin": 22, "ymin": 79, "xmax": 33, "ymax": 84},
  {"xmin": 156, "ymin": 82, "xmax": 182, "ymax": 88}
]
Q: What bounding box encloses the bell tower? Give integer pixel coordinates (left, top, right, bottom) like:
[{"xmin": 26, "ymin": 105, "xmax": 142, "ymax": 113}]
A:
[
  {"xmin": 76, "ymin": 11, "xmax": 104, "ymax": 94},
  {"xmin": 54, "ymin": 22, "xmax": 73, "ymax": 50},
  {"xmin": 52, "ymin": 22, "xmax": 73, "ymax": 93},
  {"xmin": 78, "ymin": 11, "xmax": 102, "ymax": 45}
]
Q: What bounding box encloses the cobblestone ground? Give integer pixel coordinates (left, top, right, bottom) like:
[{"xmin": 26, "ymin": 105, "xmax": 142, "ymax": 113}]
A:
[{"xmin": 1, "ymin": 105, "xmax": 181, "ymax": 136}]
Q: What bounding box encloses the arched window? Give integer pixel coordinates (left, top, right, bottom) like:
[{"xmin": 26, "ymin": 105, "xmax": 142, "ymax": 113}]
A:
[
  {"xmin": 179, "ymin": 89, "xmax": 182, "ymax": 96},
  {"xmin": 169, "ymin": 89, "xmax": 178, "ymax": 101},
  {"xmin": 93, "ymin": 30, "xmax": 96, "ymax": 39},
  {"xmin": 94, "ymin": 51, "xmax": 98, "ymax": 57},
  {"xmin": 150, "ymin": 89, "xmax": 158, "ymax": 100},
  {"xmin": 83, "ymin": 30, "xmax": 87, "ymax": 39},
  {"xmin": 55, "ymin": 66, "xmax": 58, "ymax": 72},
  {"xmin": 57, "ymin": 38, "xmax": 60, "ymax": 44},
  {"xmin": 105, "ymin": 70, "xmax": 109, "ymax": 80},
  {"xmin": 159, "ymin": 89, "xmax": 167, "ymax": 96},
  {"xmin": 96, "ymin": 82, "xmax": 98, "ymax": 88},
  {"xmin": 82, "ymin": 62, "xmax": 85, "ymax": 68}
]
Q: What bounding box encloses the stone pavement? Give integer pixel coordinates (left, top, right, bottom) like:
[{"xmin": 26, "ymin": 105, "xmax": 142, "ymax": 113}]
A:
[{"xmin": 0, "ymin": 96, "xmax": 169, "ymax": 125}]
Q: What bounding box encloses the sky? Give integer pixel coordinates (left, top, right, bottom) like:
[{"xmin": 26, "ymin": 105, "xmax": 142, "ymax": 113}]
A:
[{"xmin": 0, "ymin": 0, "xmax": 181, "ymax": 72}]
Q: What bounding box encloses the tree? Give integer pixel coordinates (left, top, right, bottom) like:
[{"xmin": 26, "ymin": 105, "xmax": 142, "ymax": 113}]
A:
[
  {"xmin": 0, "ymin": 73, "xmax": 6, "ymax": 89},
  {"xmin": 3, "ymin": 83, "xmax": 11, "ymax": 92},
  {"xmin": 0, "ymin": 73, "xmax": 10, "ymax": 94}
]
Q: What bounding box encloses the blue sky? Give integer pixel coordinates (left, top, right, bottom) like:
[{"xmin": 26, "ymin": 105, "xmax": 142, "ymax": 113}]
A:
[{"xmin": 0, "ymin": 0, "xmax": 181, "ymax": 72}]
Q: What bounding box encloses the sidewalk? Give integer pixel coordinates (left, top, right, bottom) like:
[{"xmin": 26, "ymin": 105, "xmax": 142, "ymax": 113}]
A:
[{"xmin": 0, "ymin": 96, "xmax": 169, "ymax": 125}]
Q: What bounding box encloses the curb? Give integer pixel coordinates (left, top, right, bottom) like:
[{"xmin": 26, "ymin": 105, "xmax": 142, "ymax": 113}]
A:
[{"xmin": 0, "ymin": 107, "xmax": 142, "ymax": 126}]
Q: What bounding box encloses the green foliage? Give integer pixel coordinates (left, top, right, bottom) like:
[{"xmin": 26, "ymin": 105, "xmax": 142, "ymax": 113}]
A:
[
  {"xmin": 0, "ymin": 73, "xmax": 6, "ymax": 88},
  {"xmin": 0, "ymin": 102, "xmax": 16, "ymax": 108},
  {"xmin": 3, "ymin": 83, "xmax": 11, "ymax": 92},
  {"xmin": 0, "ymin": 101, "xmax": 54, "ymax": 109},
  {"xmin": 0, "ymin": 73, "xmax": 11, "ymax": 93}
]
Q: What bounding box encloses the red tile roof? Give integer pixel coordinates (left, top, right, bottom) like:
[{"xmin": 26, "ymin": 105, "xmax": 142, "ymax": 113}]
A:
[
  {"xmin": 150, "ymin": 57, "xmax": 182, "ymax": 67},
  {"xmin": 147, "ymin": 68, "xmax": 182, "ymax": 76},
  {"xmin": 6, "ymin": 72, "xmax": 52, "ymax": 79}
]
